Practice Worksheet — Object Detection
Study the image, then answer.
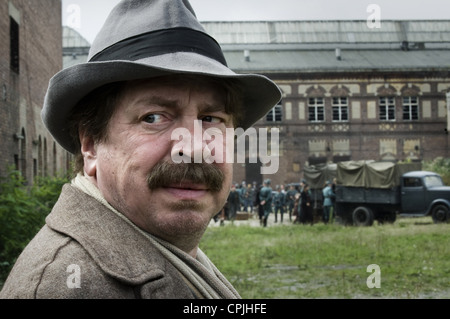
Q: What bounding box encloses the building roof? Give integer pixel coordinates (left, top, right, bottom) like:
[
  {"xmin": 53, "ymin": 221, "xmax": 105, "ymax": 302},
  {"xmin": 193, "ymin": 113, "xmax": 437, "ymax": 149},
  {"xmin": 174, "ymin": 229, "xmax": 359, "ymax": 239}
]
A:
[
  {"xmin": 63, "ymin": 26, "xmax": 91, "ymax": 48},
  {"xmin": 62, "ymin": 21, "xmax": 450, "ymax": 74},
  {"xmin": 203, "ymin": 20, "xmax": 450, "ymax": 44},
  {"xmin": 62, "ymin": 26, "xmax": 90, "ymax": 69},
  {"xmin": 219, "ymin": 45, "xmax": 450, "ymax": 74},
  {"xmin": 202, "ymin": 20, "xmax": 450, "ymax": 74}
]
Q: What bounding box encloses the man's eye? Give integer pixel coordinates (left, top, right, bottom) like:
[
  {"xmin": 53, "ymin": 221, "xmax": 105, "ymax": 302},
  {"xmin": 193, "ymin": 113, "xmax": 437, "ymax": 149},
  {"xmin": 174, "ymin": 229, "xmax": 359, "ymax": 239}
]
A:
[
  {"xmin": 143, "ymin": 114, "xmax": 162, "ymax": 124},
  {"xmin": 202, "ymin": 116, "xmax": 221, "ymax": 123}
]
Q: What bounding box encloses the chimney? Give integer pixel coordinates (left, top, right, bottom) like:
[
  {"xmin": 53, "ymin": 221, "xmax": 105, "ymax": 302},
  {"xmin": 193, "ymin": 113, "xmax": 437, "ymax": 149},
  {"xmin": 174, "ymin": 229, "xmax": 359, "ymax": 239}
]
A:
[
  {"xmin": 335, "ymin": 48, "xmax": 342, "ymax": 61},
  {"xmin": 244, "ymin": 50, "xmax": 251, "ymax": 62}
]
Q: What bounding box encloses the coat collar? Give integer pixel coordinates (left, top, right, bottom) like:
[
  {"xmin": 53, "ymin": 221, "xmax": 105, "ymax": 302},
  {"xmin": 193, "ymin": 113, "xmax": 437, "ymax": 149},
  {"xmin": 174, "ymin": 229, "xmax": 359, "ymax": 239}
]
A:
[{"xmin": 46, "ymin": 184, "xmax": 168, "ymax": 285}]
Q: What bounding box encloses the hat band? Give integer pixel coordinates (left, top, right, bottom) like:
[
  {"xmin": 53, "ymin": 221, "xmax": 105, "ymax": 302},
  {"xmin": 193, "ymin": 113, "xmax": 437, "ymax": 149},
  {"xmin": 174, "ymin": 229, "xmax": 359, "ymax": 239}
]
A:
[{"xmin": 89, "ymin": 27, "xmax": 228, "ymax": 67}]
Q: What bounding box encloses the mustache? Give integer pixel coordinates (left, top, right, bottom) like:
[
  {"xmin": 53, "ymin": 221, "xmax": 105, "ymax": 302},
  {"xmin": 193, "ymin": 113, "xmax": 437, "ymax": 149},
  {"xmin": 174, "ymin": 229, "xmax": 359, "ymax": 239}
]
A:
[{"xmin": 147, "ymin": 161, "xmax": 224, "ymax": 192}]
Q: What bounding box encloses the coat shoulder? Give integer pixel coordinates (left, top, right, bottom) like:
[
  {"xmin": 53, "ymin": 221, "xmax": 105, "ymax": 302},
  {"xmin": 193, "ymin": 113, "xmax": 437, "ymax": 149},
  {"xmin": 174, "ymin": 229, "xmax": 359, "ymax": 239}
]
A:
[
  {"xmin": 1, "ymin": 224, "xmax": 194, "ymax": 299},
  {"xmin": 0, "ymin": 225, "xmax": 72, "ymax": 298},
  {"xmin": 0, "ymin": 225, "xmax": 131, "ymax": 299}
]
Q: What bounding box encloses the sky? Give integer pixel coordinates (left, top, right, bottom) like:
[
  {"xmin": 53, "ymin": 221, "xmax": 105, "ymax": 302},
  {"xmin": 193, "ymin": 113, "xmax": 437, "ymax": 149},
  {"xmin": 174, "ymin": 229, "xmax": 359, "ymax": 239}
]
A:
[{"xmin": 62, "ymin": 0, "xmax": 450, "ymax": 44}]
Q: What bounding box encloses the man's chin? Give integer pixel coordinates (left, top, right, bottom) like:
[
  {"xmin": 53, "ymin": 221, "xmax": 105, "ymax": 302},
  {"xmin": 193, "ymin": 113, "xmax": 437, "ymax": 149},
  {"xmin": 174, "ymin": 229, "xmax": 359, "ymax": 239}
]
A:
[
  {"xmin": 167, "ymin": 199, "xmax": 206, "ymax": 212},
  {"xmin": 152, "ymin": 208, "xmax": 213, "ymax": 248},
  {"xmin": 163, "ymin": 200, "xmax": 213, "ymax": 228}
]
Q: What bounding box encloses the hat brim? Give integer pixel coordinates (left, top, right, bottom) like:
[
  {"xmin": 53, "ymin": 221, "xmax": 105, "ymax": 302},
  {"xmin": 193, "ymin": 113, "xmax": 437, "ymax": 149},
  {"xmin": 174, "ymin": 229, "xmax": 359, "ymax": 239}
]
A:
[{"xmin": 42, "ymin": 52, "xmax": 282, "ymax": 154}]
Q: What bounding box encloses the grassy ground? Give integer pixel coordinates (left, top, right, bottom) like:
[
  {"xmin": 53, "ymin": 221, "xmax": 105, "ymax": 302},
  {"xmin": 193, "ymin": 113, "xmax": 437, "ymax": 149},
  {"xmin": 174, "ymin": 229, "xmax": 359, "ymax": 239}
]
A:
[{"xmin": 201, "ymin": 215, "xmax": 450, "ymax": 299}]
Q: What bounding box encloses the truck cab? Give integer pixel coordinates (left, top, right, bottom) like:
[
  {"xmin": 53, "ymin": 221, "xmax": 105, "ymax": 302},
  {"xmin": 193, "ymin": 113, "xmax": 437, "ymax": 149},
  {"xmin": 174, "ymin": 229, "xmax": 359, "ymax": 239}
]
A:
[{"xmin": 401, "ymin": 171, "xmax": 450, "ymax": 223}]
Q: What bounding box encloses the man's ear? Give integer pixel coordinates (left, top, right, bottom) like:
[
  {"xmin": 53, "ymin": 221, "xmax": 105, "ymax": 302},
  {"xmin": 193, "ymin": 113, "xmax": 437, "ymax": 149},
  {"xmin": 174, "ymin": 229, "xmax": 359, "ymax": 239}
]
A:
[{"xmin": 80, "ymin": 132, "xmax": 97, "ymax": 177}]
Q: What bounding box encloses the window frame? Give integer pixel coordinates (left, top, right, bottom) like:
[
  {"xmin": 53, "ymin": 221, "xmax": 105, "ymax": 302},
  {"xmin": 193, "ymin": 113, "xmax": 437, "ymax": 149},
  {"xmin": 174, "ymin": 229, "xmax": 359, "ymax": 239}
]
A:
[
  {"xmin": 402, "ymin": 96, "xmax": 419, "ymax": 121},
  {"xmin": 308, "ymin": 97, "xmax": 325, "ymax": 122},
  {"xmin": 266, "ymin": 101, "xmax": 283, "ymax": 122},
  {"xmin": 379, "ymin": 96, "xmax": 396, "ymax": 121},
  {"xmin": 332, "ymin": 96, "xmax": 349, "ymax": 122},
  {"xmin": 10, "ymin": 16, "xmax": 20, "ymax": 74}
]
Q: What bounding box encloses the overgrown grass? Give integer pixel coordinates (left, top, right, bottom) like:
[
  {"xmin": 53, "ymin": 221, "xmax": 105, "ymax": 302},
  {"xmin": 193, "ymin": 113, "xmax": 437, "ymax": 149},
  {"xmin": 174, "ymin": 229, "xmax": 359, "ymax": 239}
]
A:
[
  {"xmin": 201, "ymin": 217, "xmax": 450, "ymax": 299},
  {"xmin": 1, "ymin": 158, "xmax": 449, "ymax": 297}
]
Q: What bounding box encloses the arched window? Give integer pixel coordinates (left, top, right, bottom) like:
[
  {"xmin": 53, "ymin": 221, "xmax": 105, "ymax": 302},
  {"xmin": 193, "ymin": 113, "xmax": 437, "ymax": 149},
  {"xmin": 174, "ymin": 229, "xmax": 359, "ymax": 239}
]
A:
[{"xmin": 20, "ymin": 128, "xmax": 26, "ymax": 178}]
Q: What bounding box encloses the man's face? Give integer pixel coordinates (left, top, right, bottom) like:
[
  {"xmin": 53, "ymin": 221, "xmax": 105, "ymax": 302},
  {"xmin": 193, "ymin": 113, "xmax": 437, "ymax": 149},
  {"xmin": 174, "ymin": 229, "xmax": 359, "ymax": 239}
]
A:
[{"xmin": 81, "ymin": 77, "xmax": 234, "ymax": 255}]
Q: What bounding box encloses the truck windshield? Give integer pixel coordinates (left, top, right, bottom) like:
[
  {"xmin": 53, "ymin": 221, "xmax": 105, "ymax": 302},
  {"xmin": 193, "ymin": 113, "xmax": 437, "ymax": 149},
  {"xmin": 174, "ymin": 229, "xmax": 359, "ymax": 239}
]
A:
[{"xmin": 424, "ymin": 175, "xmax": 444, "ymax": 187}]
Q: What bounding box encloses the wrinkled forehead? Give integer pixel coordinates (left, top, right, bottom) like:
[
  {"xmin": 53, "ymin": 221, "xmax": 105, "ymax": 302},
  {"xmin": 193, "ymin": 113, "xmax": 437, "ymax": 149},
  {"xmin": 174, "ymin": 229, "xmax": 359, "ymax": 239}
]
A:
[
  {"xmin": 116, "ymin": 75, "xmax": 229, "ymax": 114},
  {"xmin": 115, "ymin": 75, "xmax": 244, "ymax": 125}
]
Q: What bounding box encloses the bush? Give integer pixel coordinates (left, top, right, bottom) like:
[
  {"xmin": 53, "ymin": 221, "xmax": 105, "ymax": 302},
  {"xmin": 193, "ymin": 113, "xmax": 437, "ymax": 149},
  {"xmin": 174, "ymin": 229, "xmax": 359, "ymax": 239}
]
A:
[
  {"xmin": 423, "ymin": 157, "xmax": 450, "ymax": 185},
  {"xmin": 0, "ymin": 168, "xmax": 68, "ymax": 284}
]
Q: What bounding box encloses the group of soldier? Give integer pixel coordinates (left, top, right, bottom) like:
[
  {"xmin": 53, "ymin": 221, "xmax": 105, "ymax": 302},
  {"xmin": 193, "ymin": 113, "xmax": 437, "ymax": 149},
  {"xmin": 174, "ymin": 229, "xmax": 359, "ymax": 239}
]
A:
[
  {"xmin": 216, "ymin": 178, "xmax": 336, "ymax": 227},
  {"xmin": 257, "ymin": 179, "xmax": 305, "ymax": 227}
]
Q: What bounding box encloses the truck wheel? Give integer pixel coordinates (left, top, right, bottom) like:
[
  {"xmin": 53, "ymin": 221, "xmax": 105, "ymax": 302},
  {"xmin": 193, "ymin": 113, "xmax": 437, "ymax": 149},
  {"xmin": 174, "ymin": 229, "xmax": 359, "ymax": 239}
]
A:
[
  {"xmin": 352, "ymin": 206, "xmax": 374, "ymax": 226},
  {"xmin": 431, "ymin": 204, "xmax": 449, "ymax": 223}
]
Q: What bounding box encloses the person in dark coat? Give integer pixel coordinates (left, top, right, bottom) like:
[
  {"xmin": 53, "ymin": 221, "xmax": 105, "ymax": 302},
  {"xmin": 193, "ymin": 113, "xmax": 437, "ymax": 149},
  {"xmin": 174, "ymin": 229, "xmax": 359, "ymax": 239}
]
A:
[
  {"xmin": 285, "ymin": 184, "xmax": 298, "ymax": 222},
  {"xmin": 273, "ymin": 185, "xmax": 286, "ymax": 223},
  {"xmin": 227, "ymin": 184, "xmax": 241, "ymax": 223},
  {"xmin": 255, "ymin": 185, "xmax": 264, "ymax": 224},
  {"xmin": 259, "ymin": 179, "xmax": 273, "ymax": 227},
  {"xmin": 300, "ymin": 184, "xmax": 313, "ymax": 225}
]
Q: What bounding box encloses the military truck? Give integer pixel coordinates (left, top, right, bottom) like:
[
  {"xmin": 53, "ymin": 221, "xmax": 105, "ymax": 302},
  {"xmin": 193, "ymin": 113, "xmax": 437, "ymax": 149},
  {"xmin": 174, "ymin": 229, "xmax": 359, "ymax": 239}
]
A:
[{"xmin": 304, "ymin": 161, "xmax": 450, "ymax": 226}]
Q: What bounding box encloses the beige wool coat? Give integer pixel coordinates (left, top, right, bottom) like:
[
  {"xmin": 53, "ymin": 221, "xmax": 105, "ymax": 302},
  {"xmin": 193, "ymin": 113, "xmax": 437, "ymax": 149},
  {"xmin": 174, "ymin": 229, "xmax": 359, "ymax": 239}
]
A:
[{"xmin": 0, "ymin": 185, "xmax": 206, "ymax": 299}]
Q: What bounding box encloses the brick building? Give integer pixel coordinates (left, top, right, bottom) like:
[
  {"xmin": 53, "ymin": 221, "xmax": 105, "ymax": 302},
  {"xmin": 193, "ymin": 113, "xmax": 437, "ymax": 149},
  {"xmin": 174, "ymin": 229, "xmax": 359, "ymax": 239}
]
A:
[
  {"xmin": 202, "ymin": 21, "xmax": 450, "ymax": 186},
  {"xmin": 60, "ymin": 21, "xmax": 450, "ymax": 187},
  {"xmin": 0, "ymin": 0, "xmax": 68, "ymax": 183}
]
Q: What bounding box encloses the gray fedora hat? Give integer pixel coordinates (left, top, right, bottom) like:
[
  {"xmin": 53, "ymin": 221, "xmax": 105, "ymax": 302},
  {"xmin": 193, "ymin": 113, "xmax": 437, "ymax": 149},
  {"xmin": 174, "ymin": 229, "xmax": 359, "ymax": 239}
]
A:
[{"xmin": 42, "ymin": 0, "xmax": 282, "ymax": 154}]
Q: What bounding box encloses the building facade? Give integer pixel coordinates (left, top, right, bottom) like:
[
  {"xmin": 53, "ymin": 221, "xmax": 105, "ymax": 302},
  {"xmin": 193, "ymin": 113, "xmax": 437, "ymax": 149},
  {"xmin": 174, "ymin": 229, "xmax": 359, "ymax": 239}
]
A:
[
  {"xmin": 0, "ymin": 0, "xmax": 67, "ymax": 182},
  {"xmin": 56, "ymin": 21, "xmax": 450, "ymax": 187},
  {"xmin": 202, "ymin": 21, "xmax": 450, "ymax": 186}
]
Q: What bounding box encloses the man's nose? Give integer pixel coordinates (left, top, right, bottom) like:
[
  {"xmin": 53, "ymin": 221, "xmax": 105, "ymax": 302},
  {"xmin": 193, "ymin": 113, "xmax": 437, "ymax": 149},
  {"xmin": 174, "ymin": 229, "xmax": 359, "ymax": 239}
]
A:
[{"xmin": 170, "ymin": 120, "xmax": 213, "ymax": 164}]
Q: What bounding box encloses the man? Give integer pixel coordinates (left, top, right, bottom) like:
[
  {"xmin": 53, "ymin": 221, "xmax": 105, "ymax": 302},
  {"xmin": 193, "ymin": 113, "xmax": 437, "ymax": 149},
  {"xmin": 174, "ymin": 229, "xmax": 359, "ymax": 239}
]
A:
[
  {"xmin": 292, "ymin": 179, "xmax": 306, "ymax": 224},
  {"xmin": 244, "ymin": 184, "xmax": 254, "ymax": 213},
  {"xmin": 285, "ymin": 184, "xmax": 298, "ymax": 222},
  {"xmin": 298, "ymin": 179, "xmax": 308, "ymax": 223},
  {"xmin": 273, "ymin": 185, "xmax": 286, "ymax": 223},
  {"xmin": 322, "ymin": 180, "xmax": 335, "ymax": 224},
  {"xmin": 0, "ymin": 0, "xmax": 281, "ymax": 299},
  {"xmin": 237, "ymin": 183, "xmax": 245, "ymax": 212},
  {"xmin": 226, "ymin": 184, "xmax": 241, "ymax": 223},
  {"xmin": 300, "ymin": 184, "xmax": 313, "ymax": 225},
  {"xmin": 259, "ymin": 179, "xmax": 273, "ymax": 227}
]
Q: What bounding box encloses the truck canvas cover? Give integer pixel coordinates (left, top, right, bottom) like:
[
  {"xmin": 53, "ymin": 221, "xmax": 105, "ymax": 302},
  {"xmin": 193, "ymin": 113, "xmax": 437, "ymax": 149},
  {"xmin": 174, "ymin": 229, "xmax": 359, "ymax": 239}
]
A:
[
  {"xmin": 303, "ymin": 163, "xmax": 337, "ymax": 189},
  {"xmin": 337, "ymin": 161, "xmax": 422, "ymax": 188},
  {"xmin": 304, "ymin": 161, "xmax": 422, "ymax": 189}
]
